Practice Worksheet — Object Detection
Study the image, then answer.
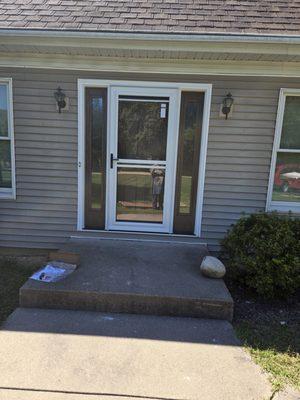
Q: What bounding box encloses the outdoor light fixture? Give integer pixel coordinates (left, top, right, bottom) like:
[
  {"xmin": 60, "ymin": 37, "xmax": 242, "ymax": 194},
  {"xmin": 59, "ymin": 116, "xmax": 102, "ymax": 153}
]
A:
[
  {"xmin": 222, "ymin": 92, "xmax": 234, "ymax": 119},
  {"xmin": 54, "ymin": 86, "xmax": 66, "ymax": 113}
]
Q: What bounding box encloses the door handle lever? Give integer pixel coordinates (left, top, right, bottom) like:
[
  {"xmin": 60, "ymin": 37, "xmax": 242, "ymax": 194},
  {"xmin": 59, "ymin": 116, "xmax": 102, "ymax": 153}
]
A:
[{"xmin": 110, "ymin": 153, "xmax": 119, "ymax": 169}]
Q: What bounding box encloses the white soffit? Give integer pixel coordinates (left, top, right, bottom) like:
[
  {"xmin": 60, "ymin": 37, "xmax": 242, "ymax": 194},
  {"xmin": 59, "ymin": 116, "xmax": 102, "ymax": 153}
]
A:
[{"xmin": 0, "ymin": 32, "xmax": 300, "ymax": 76}]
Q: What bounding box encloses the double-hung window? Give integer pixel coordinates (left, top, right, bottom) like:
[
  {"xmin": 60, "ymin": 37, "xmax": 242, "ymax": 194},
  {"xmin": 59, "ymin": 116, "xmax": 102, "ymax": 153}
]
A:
[
  {"xmin": 267, "ymin": 89, "xmax": 300, "ymax": 213},
  {"xmin": 0, "ymin": 78, "xmax": 15, "ymax": 199}
]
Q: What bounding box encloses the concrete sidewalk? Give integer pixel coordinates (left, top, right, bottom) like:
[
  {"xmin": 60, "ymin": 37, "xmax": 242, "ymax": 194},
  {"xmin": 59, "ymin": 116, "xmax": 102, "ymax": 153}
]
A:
[{"xmin": 0, "ymin": 308, "xmax": 272, "ymax": 400}]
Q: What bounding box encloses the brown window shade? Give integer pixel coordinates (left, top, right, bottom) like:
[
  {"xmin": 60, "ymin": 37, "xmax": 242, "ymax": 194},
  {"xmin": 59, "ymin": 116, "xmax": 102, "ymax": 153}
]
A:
[
  {"xmin": 85, "ymin": 88, "xmax": 107, "ymax": 229},
  {"xmin": 173, "ymin": 91, "xmax": 204, "ymax": 234}
]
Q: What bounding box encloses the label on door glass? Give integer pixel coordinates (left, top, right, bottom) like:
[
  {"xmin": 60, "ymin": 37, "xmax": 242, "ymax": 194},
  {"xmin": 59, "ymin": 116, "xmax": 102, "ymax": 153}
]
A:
[{"xmin": 160, "ymin": 104, "xmax": 166, "ymax": 118}]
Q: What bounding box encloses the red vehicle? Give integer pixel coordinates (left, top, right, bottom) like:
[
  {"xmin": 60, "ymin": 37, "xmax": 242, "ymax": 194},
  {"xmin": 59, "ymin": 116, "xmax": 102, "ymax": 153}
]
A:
[{"xmin": 274, "ymin": 163, "xmax": 300, "ymax": 192}]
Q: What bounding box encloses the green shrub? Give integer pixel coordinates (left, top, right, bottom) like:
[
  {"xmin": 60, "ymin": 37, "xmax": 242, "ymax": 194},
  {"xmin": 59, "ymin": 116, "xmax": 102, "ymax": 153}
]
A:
[{"xmin": 221, "ymin": 212, "xmax": 300, "ymax": 299}]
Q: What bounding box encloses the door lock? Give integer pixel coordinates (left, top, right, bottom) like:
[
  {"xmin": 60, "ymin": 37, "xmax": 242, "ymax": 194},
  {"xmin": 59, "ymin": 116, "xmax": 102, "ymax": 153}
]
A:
[{"xmin": 110, "ymin": 153, "xmax": 119, "ymax": 168}]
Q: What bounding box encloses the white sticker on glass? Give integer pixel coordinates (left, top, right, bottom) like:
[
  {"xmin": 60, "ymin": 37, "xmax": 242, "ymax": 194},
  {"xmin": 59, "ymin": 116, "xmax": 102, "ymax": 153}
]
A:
[{"xmin": 160, "ymin": 104, "xmax": 166, "ymax": 118}]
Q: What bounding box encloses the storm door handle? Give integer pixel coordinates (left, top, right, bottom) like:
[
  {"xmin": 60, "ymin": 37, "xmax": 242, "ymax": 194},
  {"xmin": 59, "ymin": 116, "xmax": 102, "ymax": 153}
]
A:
[{"xmin": 110, "ymin": 153, "xmax": 119, "ymax": 168}]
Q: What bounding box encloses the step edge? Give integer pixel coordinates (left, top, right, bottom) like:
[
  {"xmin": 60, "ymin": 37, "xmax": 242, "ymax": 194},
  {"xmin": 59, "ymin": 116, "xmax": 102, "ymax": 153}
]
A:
[{"xmin": 20, "ymin": 286, "xmax": 234, "ymax": 306}]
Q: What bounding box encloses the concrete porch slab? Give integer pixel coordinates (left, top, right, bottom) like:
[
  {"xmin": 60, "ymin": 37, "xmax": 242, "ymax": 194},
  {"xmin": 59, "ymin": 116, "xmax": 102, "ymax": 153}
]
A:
[
  {"xmin": 20, "ymin": 237, "xmax": 233, "ymax": 320},
  {"xmin": 0, "ymin": 308, "xmax": 272, "ymax": 400}
]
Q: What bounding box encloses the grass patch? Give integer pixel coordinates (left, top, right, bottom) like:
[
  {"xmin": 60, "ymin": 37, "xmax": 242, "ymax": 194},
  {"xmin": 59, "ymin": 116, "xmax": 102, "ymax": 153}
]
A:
[
  {"xmin": 0, "ymin": 258, "xmax": 38, "ymax": 325},
  {"xmin": 234, "ymin": 321, "xmax": 300, "ymax": 391},
  {"xmin": 227, "ymin": 275, "xmax": 300, "ymax": 392}
]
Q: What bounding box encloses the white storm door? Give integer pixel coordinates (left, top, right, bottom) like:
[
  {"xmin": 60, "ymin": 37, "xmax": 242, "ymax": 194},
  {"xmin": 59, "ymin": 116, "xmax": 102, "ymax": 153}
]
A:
[{"xmin": 107, "ymin": 86, "xmax": 179, "ymax": 233}]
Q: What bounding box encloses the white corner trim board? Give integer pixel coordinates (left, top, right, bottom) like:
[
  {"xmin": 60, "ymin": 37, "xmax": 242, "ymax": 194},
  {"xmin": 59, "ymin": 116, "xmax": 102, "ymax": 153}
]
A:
[
  {"xmin": 266, "ymin": 88, "xmax": 300, "ymax": 214},
  {"xmin": 77, "ymin": 79, "xmax": 212, "ymax": 237}
]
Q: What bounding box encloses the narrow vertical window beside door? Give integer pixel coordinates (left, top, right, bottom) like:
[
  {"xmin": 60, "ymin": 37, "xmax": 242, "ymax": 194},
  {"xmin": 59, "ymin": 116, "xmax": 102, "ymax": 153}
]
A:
[
  {"xmin": 173, "ymin": 92, "xmax": 204, "ymax": 234},
  {"xmin": 0, "ymin": 80, "xmax": 15, "ymax": 199},
  {"xmin": 84, "ymin": 88, "xmax": 107, "ymax": 229}
]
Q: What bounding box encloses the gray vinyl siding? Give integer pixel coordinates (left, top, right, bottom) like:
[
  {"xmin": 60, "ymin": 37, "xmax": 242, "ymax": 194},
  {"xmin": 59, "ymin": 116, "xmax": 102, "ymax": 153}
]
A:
[{"xmin": 0, "ymin": 68, "xmax": 300, "ymax": 252}]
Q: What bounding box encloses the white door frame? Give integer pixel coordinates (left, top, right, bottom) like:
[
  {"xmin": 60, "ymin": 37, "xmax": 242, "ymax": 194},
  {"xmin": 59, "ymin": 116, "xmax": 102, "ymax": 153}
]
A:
[{"xmin": 77, "ymin": 79, "xmax": 212, "ymax": 237}]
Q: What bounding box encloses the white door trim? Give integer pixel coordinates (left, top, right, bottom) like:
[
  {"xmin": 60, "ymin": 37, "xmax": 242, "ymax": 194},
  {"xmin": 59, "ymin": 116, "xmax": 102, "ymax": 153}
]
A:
[{"xmin": 77, "ymin": 79, "xmax": 212, "ymax": 237}]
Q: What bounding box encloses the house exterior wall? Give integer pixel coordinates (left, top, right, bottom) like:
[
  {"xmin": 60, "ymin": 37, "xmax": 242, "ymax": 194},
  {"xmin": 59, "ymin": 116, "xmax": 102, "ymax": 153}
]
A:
[{"xmin": 0, "ymin": 67, "xmax": 300, "ymax": 252}]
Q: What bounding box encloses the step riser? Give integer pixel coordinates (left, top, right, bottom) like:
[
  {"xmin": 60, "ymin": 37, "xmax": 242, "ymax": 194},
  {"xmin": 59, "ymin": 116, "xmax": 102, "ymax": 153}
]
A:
[{"xmin": 20, "ymin": 289, "xmax": 233, "ymax": 321}]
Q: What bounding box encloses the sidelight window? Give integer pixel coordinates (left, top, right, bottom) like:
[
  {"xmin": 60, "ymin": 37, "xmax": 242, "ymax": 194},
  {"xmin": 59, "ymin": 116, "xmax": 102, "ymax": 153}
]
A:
[{"xmin": 0, "ymin": 79, "xmax": 15, "ymax": 199}]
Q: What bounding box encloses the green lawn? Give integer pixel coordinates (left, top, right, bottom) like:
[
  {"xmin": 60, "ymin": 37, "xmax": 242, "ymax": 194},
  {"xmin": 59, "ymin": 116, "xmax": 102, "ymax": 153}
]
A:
[
  {"xmin": 234, "ymin": 320, "xmax": 300, "ymax": 391},
  {"xmin": 0, "ymin": 259, "xmax": 37, "ymax": 325}
]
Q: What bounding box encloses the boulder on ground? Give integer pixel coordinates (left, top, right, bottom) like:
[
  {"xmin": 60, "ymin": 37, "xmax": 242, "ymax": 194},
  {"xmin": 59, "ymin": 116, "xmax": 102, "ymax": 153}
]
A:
[{"xmin": 200, "ymin": 256, "xmax": 226, "ymax": 278}]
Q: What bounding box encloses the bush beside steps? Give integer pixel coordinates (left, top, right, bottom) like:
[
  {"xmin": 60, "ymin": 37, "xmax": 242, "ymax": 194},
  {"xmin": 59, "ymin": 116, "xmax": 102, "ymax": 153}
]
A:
[{"xmin": 221, "ymin": 212, "xmax": 300, "ymax": 300}]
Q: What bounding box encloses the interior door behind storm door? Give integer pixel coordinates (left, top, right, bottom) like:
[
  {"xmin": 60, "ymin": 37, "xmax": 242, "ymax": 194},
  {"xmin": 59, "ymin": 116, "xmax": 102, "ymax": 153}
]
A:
[{"xmin": 107, "ymin": 86, "xmax": 179, "ymax": 233}]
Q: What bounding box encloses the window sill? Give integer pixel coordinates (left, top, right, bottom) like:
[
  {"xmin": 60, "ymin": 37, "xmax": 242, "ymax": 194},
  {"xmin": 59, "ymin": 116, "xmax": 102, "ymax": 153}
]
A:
[
  {"xmin": 268, "ymin": 202, "xmax": 300, "ymax": 214},
  {"xmin": 0, "ymin": 189, "xmax": 16, "ymax": 200}
]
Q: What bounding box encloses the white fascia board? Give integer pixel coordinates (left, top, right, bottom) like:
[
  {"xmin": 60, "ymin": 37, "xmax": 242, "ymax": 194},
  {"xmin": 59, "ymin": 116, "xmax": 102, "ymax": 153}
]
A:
[
  {"xmin": 1, "ymin": 29, "xmax": 300, "ymax": 43},
  {"xmin": 0, "ymin": 30, "xmax": 300, "ymax": 58}
]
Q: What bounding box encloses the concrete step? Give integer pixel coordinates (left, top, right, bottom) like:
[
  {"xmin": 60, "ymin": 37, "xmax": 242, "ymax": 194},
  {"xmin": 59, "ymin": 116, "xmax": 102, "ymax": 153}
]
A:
[
  {"xmin": 20, "ymin": 238, "xmax": 233, "ymax": 321},
  {"xmin": 0, "ymin": 308, "xmax": 272, "ymax": 400}
]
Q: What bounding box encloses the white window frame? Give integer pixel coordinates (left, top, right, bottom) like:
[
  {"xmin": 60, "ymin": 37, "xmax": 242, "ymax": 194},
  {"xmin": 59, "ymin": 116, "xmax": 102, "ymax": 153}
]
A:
[{"xmin": 266, "ymin": 88, "xmax": 300, "ymax": 213}]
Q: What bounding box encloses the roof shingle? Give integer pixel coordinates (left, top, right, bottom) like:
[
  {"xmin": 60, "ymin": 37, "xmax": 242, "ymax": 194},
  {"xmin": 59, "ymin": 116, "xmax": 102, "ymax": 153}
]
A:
[{"xmin": 0, "ymin": 0, "xmax": 299, "ymax": 35}]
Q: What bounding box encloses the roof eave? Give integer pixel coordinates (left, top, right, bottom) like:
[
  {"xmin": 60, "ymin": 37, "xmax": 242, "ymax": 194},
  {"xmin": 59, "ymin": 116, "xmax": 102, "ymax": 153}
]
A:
[{"xmin": 0, "ymin": 28, "xmax": 300, "ymax": 44}]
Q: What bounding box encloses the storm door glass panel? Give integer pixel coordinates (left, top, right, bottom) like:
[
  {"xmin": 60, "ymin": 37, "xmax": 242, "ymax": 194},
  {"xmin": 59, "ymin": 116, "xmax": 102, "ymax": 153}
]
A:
[
  {"xmin": 173, "ymin": 92, "xmax": 204, "ymax": 234},
  {"xmin": 85, "ymin": 88, "xmax": 107, "ymax": 229},
  {"xmin": 116, "ymin": 167, "xmax": 165, "ymax": 223},
  {"xmin": 118, "ymin": 97, "xmax": 169, "ymax": 160},
  {"xmin": 0, "ymin": 140, "xmax": 12, "ymax": 188}
]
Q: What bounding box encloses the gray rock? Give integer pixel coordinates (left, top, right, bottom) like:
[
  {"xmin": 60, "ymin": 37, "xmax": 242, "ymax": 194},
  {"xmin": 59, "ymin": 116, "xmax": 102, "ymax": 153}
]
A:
[{"xmin": 200, "ymin": 256, "xmax": 226, "ymax": 278}]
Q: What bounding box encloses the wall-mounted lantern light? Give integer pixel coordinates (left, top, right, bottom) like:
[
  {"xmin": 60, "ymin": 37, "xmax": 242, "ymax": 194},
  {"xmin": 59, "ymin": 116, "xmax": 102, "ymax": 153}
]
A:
[
  {"xmin": 54, "ymin": 87, "xmax": 66, "ymax": 113},
  {"xmin": 222, "ymin": 92, "xmax": 234, "ymax": 119}
]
